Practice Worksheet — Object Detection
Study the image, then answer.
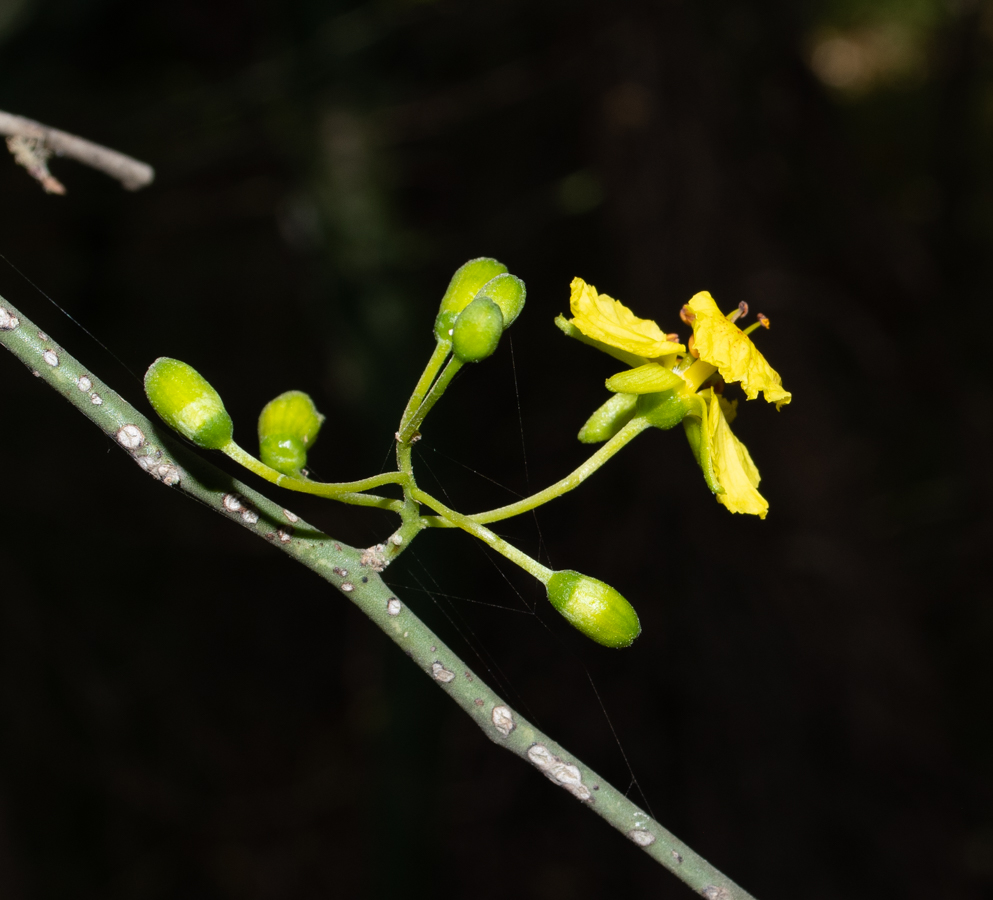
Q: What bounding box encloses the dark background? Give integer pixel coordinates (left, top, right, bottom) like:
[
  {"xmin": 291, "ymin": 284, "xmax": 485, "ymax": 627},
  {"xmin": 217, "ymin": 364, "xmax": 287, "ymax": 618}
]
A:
[{"xmin": 1, "ymin": 0, "xmax": 991, "ymax": 897}]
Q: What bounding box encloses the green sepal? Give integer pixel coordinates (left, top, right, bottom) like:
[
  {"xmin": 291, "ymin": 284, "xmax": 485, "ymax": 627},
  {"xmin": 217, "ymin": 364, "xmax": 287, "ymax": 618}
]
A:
[
  {"xmin": 257, "ymin": 390, "xmax": 325, "ymax": 476},
  {"xmin": 681, "ymin": 395, "xmax": 723, "ymax": 495},
  {"xmin": 476, "ymin": 273, "xmax": 526, "ymax": 328},
  {"xmin": 434, "ymin": 257, "xmax": 508, "ymax": 341},
  {"xmin": 605, "ymin": 362, "xmax": 683, "ymax": 395},
  {"xmin": 578, "ymin": 392, "xmax": 638, "ymax": 444},
  {"xmin": 546, "ymin": 570, "xmax": 641, "ymax": 648},
  {"xmin": 452, "ymin": 296, "xmax": 504, "ymax": 363},
  {"xmin": 636, "ymin": 391, "xmax": 690, "ymax": 430},
  {"xmin": 144, "ymin": 357, "xmax": 234, "ymax": 450}
]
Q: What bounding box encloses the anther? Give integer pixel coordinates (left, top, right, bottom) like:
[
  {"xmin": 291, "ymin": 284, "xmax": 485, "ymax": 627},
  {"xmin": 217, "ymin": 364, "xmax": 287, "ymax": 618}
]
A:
[
  {"xmin": 727, "ymin": 300, "xmax": 748, "ymax": 324},
  {"xmin": 679, "ymin": 305, "xmax": 696, "ymax": 325},
  {"xmin": 757, "ymin": 313, "xmax": 770, "ymax": 329}
]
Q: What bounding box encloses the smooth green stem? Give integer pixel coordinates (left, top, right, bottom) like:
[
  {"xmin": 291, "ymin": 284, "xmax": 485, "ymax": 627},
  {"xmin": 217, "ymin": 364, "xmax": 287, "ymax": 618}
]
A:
[
  {"xmin": 399, "ymin": 339, "xmax": 451, "ymax": 434},
  {"xmin": 400, "ymin": 356, "xmax": 463, "ymax": 442},
  {"xmin": 411, "ymin": 487, "xmax": 553, "ymax": 583},
  {"xmin": 437, "ymin": 416, "xmax": 651, "ymax": 527},
  {"xmin": 222, "ymin": 441, "xmax": 406, "ymax": 511}
]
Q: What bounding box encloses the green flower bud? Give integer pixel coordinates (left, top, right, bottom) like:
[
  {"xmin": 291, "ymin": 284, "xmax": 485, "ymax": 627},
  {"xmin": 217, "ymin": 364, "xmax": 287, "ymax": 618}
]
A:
[
  {"xmin": 578, "ymin": 392, "xmax": 639, "ymax": 444},
  {"xmin": 452, "ymin": 296, "xmax": 504, "ymax": 363},
  {"xmin": 144, "ymin": 357, "xmax": 234, "ymax": 450},
  {"xmin": 257, "ymin": 390, "xmax": 325, "ymax": 476},
  {"xmin": 636, "ymin": 391, "xmax": 690, "ymax": 430},
  {"xmin": 434, "ymin": 257, "xmax": 508, "ymax": 341},
  {"xmin": 476, "ymin": 273, "xmax": 526, "ymax": 328},
  {"xmin": 546, "ymin": 570, "xmax": 641, "ymax": 648}
]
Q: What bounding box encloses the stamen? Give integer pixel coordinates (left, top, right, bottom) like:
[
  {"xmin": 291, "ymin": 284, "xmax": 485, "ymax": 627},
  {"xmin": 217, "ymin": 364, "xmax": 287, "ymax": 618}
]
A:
[
  {"xmin": 741, "ymin": 314, "xmax": 770, "ymax": 337},
  {"xmin": 727, "ymin": 301, "xmax": 749, "ymax": 324},
  {"xmin": 680, "ymin": 305, "xmax": 695, "ymax": 325},
  {"xmin": 665, "ymin": 332, "xmax": 679, "ymax": 342},
  {"xmin": 687, "ymin": 334, "xmax": 700, "ymax": 358}
]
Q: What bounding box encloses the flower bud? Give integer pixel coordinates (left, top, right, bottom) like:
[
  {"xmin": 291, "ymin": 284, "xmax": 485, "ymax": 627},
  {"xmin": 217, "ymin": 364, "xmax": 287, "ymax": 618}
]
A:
[
  {"xmin": 476, "ymin": 273, "xmax": 526, "ymax": 328},
  {"xmin": 144, "ymin": 357, "xmax": 233, "ymax": 449},
  {"xmin": 546, "ymin": 570, "xmax": 641, "ymax": 648},
  {"xmin": 452, "ymin": 296, "xmax": 504, "ymax": 363},
  {"xmin": 578, "ymin": 392, "xmax": 638, "ymax": 444},
  {"xmin": 636, "ymin": 391, "xmax": 690, "ymax": 430},
  {"xmin": 434, "ymin": 257, "xmax": 508, "ymax": 341},
  {"xmin": 257, "ymin": 390, "xmax": 325, "ymax": 476}
]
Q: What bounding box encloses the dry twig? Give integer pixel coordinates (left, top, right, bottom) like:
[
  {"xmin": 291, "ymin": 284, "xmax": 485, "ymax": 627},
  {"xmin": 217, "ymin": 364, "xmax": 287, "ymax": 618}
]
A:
[{"xmin": 0, "ymin": 110, "xmax": 154, "ymax": 193}]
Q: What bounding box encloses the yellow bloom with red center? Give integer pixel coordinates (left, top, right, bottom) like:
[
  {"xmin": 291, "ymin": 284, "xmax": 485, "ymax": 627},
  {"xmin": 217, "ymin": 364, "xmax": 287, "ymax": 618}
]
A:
[{"xmin": 559, "ymin": 278, "xmax": 790, "ymax": 518}]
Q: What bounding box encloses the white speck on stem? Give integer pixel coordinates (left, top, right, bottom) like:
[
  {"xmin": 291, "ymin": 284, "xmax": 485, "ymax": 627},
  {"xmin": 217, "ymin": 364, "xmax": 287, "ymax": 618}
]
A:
[
  {"xmin": 701, "ymin": 888, "xmax": 732, "ymax": 900},
  {"xmin": 116, "ymin": 424, "xmax": 145, "ymax": 450},
  {"xmin": 491, "ymin": 705, "xmax": 515, "ymax": 736},
  {"xmin": 283, "ymin": 509, "xmax": 299, "ymax": 522},
  {"xmin": 431, "ymin": 662, "xmax": 456, "ymax": 683},
  {"xmin": 628, "ymin": 829, "xmax": 656, "ymax": 847},
  {"xmin": 387, "ymin": 597, "xmax": 402, "ymax": 617},
  {"xmin": 277, "ymin": 529, "xmax": 292, "ymax": 543},
  {"xmin": 341, "ymin": 582, "xmax": 354, "ymax": 592},
  {"xmin": 0, "ymin": 307, "xmax": 20, "ymax": 331},
  {"xmin": 390, "ymin": 533, "xmax": 403, "ymax": 546},
  {"xmin": 42, "ymin": 349, "xmax": 58, "ymax": 367},
  {"xmin": 527, "ymin": 744, "xmax": 591, "ymax": 801},
  {"xmin": 77, "ymin": 375, "xmax": 92, "ymax": 392},
  {"xmin": 90, "ymin": 393, "xmax": 102, "ymax": 405}
]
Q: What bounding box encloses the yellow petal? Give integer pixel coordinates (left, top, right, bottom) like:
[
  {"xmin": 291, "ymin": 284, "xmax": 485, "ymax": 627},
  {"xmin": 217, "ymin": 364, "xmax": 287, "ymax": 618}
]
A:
[
  {"xmin": 570, "ymin": 278, "xmax": 684, "ymax": 359},
  {"xmin": 687, "ymin": 292, "xmax": 791, "ymax": 409},
  {"xmin": 604, "ymin": 362, "xmax": 683, "ymax": 394},
  {"xmin": 705, "ymin": 389, "xmax": 768, "ymax": 518}
]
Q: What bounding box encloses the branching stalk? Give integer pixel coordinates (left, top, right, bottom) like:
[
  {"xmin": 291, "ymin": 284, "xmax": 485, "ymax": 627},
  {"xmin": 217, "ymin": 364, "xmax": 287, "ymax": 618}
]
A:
[
  {"xmin": 0, "ymin": 293, "xmax": 758, "ymax": 900},
  {"xmin": 425, "ymin": 416, "xmax": 652, "ymax": 528}
]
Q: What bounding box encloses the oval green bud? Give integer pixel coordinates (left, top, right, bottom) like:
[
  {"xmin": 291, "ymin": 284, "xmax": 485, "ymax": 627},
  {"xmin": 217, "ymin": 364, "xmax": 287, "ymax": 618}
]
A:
[
  {"xmin": 434, "ymin": 257, "xmax": 508, "ymax": 341},
  {"xmin": 636, "ymin": 391, "xmax": 690, "ymax": 430},
  {"xmin": 578, "ymin": 392, "xmax": 639, "ymax": 444},
  {"xmin": 258, "ymin": 390, "xmax": 325, "ymax": 476},
  {"xmin": 476, "ymin": 273, "xmax": 526, "ymax": 328},
  {"xmin": 452, "ymin": 296, "xmax": 504, "ymax": 363},
  {"xmin": 545, "ymin": 570, "xmax": 641, "ymax": 648},
  {"xmin": 144, "ymin": 357, "xmax": 233, "ymax": 449}
]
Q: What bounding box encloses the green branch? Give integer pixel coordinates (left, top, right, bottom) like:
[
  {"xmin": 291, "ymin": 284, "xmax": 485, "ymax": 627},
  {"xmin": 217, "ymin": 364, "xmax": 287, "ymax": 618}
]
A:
[{"xmin": 0, "ymin": 293, "xmax": 758, "ymax": 900}]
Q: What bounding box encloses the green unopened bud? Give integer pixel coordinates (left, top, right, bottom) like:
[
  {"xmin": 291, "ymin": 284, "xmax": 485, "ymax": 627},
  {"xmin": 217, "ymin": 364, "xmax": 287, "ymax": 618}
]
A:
[
  {"xmin": 258, "ymin": 391, "xmax": 325, "ymax": 476},
  {"xmin": 546, "ymin": 570, "xmax": 641, "ymax": 648},
  {"xmin": 144, "ymin": 357, "xmax": 234, "ymax": 450},
  {"xmin": 476, "ymin": 273, "xmax": 526, "ymax": 328},
  {"xmin": 578, "ymin": 392, "xmax": 638, "ymax": 444},
  {"xmin": 452, "ymin": 296, "xmax": 504, "ymax": 363},
  {"xmin": 636, "ymin": 391, "xmax": 690, "ymax": 430},
  {"xmin": 434, "ymin": 257, "xmax": 508, "ymax": 341}
]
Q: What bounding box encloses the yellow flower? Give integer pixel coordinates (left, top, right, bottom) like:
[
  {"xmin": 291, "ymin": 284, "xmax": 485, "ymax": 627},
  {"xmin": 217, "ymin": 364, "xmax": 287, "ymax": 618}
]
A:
[
  {"xmin": 569, "ymin": 277, "xmax": 684, "ymax": 359},
  {"xmin": 559, "ymin": 278, "xmax": 790, "ymax": 518},
  {"xmin": 686, "ymin": 291, "xmax": 791, "ymax": 410}
]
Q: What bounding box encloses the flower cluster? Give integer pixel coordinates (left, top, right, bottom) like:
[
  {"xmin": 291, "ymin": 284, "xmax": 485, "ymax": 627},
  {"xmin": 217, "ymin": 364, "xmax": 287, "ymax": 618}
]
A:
[{"xmin": 560, "ymin": 278, "xmax": 791, "ymax": 519}]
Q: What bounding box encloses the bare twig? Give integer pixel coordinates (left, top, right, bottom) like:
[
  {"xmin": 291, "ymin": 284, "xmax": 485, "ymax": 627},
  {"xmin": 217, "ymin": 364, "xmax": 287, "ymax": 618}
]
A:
[{"xmin": 0, "ymin": 110, "xmax": 154, "ymax": 192}]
